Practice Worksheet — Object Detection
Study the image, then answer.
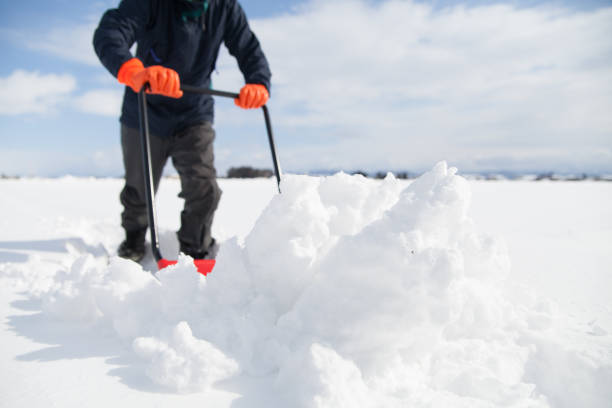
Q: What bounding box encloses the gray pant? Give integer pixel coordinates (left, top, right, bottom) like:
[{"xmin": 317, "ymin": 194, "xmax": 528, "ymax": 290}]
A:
[{"xmin": 120, "ymin": 123, "xmax": 221, "ymax": 253}]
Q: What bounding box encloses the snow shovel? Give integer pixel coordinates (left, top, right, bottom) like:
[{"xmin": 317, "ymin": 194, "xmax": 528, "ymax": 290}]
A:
[{"xmin": 137, "ymin": 85, "xmax": 282, "ymax": 275}]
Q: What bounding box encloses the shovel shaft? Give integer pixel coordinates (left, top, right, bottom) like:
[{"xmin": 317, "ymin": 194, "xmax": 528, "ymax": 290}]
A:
[
  {"xmin": 262, "ymin": 105, "xmax": 282, "ymax": 191},
  {"xmin": 137, "ymin": 89, "xmax": 163, "ymax": 262}
]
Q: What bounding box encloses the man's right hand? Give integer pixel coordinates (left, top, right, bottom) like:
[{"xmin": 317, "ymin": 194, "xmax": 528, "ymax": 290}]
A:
[{"xmin": 117, "ymin": 58, "xmax": 183, "ymax": 99}]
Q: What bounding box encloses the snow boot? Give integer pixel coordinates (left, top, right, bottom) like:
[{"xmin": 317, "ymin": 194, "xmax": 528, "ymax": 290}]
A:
[
  {"xmin": 118, "ymin": 228, "xmax": 146, "ymax": 262},
  {"xmin": 180, "ymin": 238, "xmax": 219, "ymax": 260}
]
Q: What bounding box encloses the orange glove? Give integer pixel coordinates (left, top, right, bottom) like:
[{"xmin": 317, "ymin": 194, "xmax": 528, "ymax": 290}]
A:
[
  {"xmin": 235, "ymin": 84, "xmax": 269, "ymax": 109},
  {"xmin": 117, "ymin": 58, "xmax": 183, "ymax": 98}
]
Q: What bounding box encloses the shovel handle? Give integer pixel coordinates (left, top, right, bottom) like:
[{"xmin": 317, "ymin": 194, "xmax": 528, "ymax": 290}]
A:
[{"xmin": 181, "ymin": 85, "xmax": 239, "ymax": 99}]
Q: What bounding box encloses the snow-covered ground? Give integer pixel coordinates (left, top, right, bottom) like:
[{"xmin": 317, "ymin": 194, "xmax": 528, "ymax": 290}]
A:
[{"xmin": 1, "ymin": 163, "xmax": 611, "ymax": 407}]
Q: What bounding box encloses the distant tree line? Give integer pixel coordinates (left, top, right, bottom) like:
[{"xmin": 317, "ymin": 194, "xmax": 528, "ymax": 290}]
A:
[
  {"xmin": 226, "ymin": 166, "xmax": 274, "ymax": 178},
  {"xmin": 224, "ymin": 167, "xmax": 418, "ymax": 179},
  {"xmin": 358, "ymin": 171, "xmax": 415, "ymax": 180},
  {"xmin": 2, "ymin": 170, "xmax": 610, "ymax": 181},
  {"xmin": 224, "ymin": 167, "xmax": 612, "ymax": 182},
  {"xmin": 352, "ymin": 171, "xmax": 612, "ymax": 181},
  {"xmin": 534, "ymin": 172, "xmax": 589, "ymax": 181}
]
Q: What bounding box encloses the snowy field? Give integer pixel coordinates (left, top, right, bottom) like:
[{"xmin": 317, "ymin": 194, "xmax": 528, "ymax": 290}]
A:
[{"xmin": 1, "ymin": 163, "xmax": 611, "ymax": 407}]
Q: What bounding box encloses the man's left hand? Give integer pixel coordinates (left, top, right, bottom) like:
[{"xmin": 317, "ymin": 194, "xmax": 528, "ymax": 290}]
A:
[{"xmin": 235, "ymin": 84, "xmax": 269, "ymax": 109}]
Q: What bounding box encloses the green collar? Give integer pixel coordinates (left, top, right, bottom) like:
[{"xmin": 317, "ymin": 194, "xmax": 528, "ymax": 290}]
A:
[{"xmin": 181, "ymin": 1, "xmax": 209, "ymax": 23}]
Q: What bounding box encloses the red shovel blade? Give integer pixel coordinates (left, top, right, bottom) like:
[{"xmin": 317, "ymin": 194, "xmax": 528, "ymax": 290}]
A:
[{"xmin": 157, "ymin": 258, "xmax": 216, "ymax": 276}]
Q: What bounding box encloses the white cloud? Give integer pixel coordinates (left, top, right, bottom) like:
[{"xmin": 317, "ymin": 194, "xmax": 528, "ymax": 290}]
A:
[
  {"xmin": 73, "ymin": 89, "xmax": 123, "ymax": 117},
  {"xmin": 24, "ymin": 22, "xmax": 101, "ymax": 66},
  {"xmin": 0, "ymin": 70, "xmax": 122, "ymax": 117},
  {"xmin": 213, "ymin": 0, "xmax": 612, "ymax": 172},
  {"xmin": 0, "ymin": 70, "xmax": 77, "ymax": 115}
]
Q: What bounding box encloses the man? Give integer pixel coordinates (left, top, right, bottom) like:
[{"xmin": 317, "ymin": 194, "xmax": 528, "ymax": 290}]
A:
[{"xmin": 93, "ymin": 0, "xmax": 271, "ymax": 262}]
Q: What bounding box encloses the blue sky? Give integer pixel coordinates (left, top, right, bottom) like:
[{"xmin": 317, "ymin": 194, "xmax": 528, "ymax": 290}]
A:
[{"xmin": 1, "ymin": 0, "xmax": 611, "ymax": 177}]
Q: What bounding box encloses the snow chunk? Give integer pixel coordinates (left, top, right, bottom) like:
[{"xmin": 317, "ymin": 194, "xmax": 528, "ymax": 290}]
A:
[
  {"xmin": 276, "ymin": 343, "xmax": 382, "ymax": 408},
  {"xmin": 133, "ymin": 321, "xmax": 239, "ymax": 393}
]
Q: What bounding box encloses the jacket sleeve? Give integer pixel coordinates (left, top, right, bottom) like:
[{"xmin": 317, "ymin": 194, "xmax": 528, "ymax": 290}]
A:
[
  {"xmin": 223, "ymin": 0, "xmax": 272, "ymax": 92},
  {"xmin": 93, "ymin": 0, "xmax": 152, "ymax": 77}
]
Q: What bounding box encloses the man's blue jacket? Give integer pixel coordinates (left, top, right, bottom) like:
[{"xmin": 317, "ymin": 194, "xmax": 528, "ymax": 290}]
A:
[{"xmin": 93, "ymin": 0, "xmax": 271, "ymax": 137}]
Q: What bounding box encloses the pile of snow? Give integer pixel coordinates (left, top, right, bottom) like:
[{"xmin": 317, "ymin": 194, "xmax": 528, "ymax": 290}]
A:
[{"xmin": 8, "ymin": 162, "xmax": 612, "ymax": 406}]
